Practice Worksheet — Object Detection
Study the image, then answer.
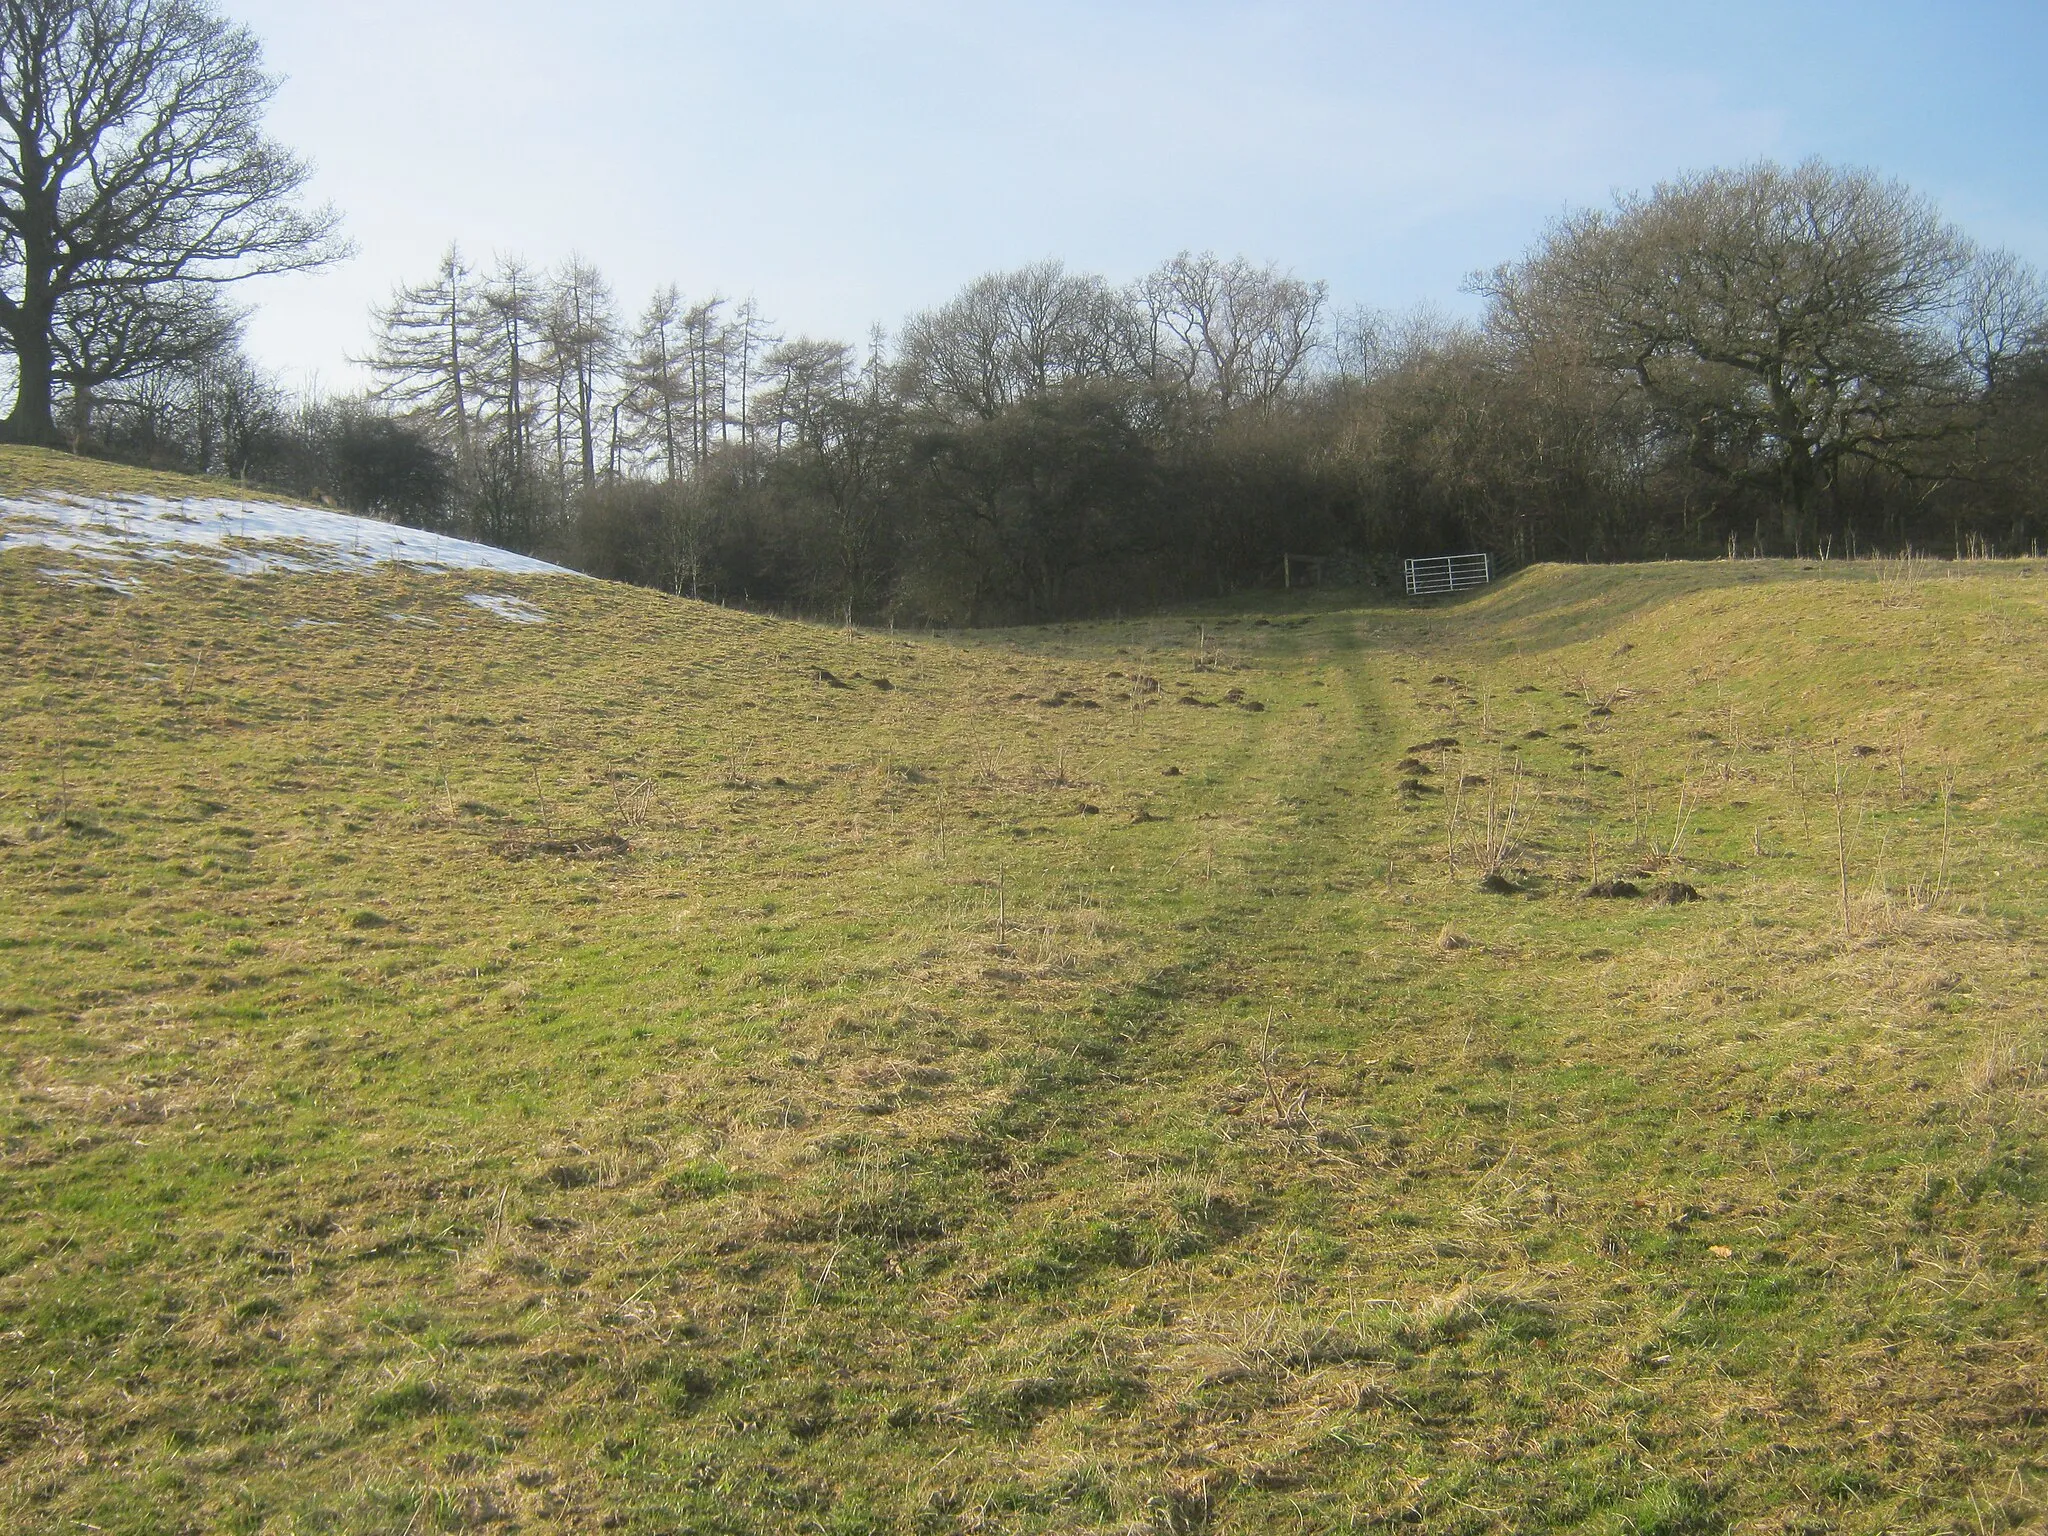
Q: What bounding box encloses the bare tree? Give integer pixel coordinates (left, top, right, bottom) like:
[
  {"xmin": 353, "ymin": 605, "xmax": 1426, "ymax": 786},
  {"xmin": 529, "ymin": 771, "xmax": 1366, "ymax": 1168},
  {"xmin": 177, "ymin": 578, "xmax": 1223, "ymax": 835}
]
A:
[
  {"xmin": 0, "ymin": 0, "xmax": 345, "ymax": 442},
  {"xmin": 758, "ymin": 335, "xmax": 854, "ymax": 452},
  {"xmin": 679, "ymin": 295, "xmax": 727, "ymax": 467},
  {"xmin": 53, "ymin": 274, "xmax": 239, "ymax": 444},
  {"xmin": 363, "ymin": 244, "xmax": 479, "ymax": 471},
  {"xmin": 1141, "ymin": 253, "xmax": 1327, "ymax": 413},
  {"xmin": 774, "ymin": 338, "xmax": 899, "ymax": 613},
  {"xmin": 1326, "ymin": 302, "xmax": 1464, "ymax": 387},
  {"xmin": 475, "ymin": 254, "xmax": 538, "ymax": 477},
  {"xmin": 622, "ymin": 285, "xmax": 687, "ymax": 480},
  {"xmin": 186, "ymin": 345, "xmax": 282, "ymax": 480},
  {"xmin": 897, "ymin": 260, "xmax": 1143, "ymax": 419},
  {"xmin": 729, "ymin": 296, "xmax": 775, "ymax": 450},
  {"xmin": 539, "ymin": 257, "xmax": 616, "ymax": 491},
  {"xmin": 1478, "ymin": 160, "xmax": 1998, "ymax": 546},
  {"xmin": 1953, "ymin": 248, "xmax": 2047, "ymax": 394}
]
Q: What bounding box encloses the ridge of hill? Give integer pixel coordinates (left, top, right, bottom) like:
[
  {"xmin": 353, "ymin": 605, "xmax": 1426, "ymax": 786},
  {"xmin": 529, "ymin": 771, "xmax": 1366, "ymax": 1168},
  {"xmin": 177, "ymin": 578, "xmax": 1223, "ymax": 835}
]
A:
[
  {"xmin": 0, "ymin": 446, "xmax": 569, "ymax": 582},
  {"xmin": 0, "ymin": 445, "xmax": 309, "ymax": 504},
  {"xmin": 1, "ymin": 494, "xmax": 2043, "ymax": 1533}
]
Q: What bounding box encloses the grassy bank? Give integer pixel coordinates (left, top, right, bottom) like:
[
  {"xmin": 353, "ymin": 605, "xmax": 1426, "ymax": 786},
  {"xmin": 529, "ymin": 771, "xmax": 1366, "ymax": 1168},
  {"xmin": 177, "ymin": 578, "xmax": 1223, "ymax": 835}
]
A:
[{"xmin": 1, "ymin": 501, "xmax": 2043, "ymax": 1532}]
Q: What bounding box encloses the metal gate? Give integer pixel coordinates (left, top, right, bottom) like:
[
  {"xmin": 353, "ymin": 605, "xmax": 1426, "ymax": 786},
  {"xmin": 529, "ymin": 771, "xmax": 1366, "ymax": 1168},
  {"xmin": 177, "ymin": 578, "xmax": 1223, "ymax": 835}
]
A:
[{"xmin": 1403, "ymin": 553, "xmax": 1492, "ymax": 596}]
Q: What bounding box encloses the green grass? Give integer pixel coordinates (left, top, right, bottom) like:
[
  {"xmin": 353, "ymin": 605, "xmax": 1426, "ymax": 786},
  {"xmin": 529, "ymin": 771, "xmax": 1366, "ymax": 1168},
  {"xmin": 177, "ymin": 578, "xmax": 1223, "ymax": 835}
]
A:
[
  {"xmin": 2, "ymin": 505, "xmax": 2045, "ymax": 1532},
  {"xmin": 0, "ymin": 444, "xmax": 305, "ymax": 503}
]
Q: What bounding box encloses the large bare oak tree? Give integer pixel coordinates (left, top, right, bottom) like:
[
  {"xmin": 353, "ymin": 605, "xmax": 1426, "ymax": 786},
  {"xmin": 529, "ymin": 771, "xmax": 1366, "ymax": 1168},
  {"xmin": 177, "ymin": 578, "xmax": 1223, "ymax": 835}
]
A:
[
  {"xmin": 1475, "ymin": 161, "xmax": 2039, "ymax": 547},
  {"xmin": 0, "ymin": 0, "xmax": 344, "ymax": 444}
]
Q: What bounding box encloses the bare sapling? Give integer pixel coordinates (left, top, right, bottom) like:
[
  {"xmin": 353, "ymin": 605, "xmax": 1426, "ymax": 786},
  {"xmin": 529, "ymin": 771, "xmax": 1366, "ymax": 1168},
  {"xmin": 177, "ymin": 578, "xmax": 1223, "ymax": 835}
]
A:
[
  {"xmin": 1664, "ymin": 778, "xmax": 1697, "ymax": 863},
  {"xmin": 1480, "ymin": 770, "xmax": 1499, "ymax": 866},
  {"xmin": 1482, "ymin": 753, "xmax": 1525, "ymax": 873},
  {"xmin": 1627, "ymin": 747, "xmax": 1648, "ymax": 848},
  {"xmin": 1936, "ymin": 765, "xmax": 1956, "ymax": 902},
  {"xmin": 531, "ymin": 764, "xmax": 556, "ymax": 838},
  {"xmin": 1782, "ymin": 734, "xmax": 1809, "ymax": 833},
  {"xmin": 607, "ymin": 776, "xmax": 661, "ymax": 832},
  {"xmin": 1869, "ymin": 830, "xmax": 1893, "ymax": 921},
  {"xmin": 1256, "ymin": 1011, "xmax": 1310, "ymax": 1129},
  {"xmin": 1831, "ymin": 742, "xmax": 1853, "ymax": 938},
  {"xmin": 1444, "ymin": 758, "xmax": 1466, "ymax": 874}
]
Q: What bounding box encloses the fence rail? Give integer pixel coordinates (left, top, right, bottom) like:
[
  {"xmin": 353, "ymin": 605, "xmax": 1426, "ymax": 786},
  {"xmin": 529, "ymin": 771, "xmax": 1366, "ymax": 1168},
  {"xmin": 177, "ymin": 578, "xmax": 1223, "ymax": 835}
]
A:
[{"xmin": 1404, "ymin": 552, "xmax": 1492, "ymax": 596}]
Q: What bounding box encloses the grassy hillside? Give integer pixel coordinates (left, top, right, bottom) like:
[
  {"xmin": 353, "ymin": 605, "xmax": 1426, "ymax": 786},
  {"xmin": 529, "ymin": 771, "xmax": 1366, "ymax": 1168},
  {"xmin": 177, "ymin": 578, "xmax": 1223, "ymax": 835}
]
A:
[
  {"xmin": 1, "ymin": 530, "xmax": 2043, "ymax": 1533},
  {"xmin": 0, "ymin": 444, "xmax": 305, "ymax": 504}
]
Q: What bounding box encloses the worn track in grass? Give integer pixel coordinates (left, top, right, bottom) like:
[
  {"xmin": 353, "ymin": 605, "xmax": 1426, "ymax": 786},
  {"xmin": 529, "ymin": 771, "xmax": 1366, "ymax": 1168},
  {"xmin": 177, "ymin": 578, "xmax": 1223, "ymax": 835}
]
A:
[{"xmin": 1, "ymin": 477, "xmax": 2043, "ymax": 1534}]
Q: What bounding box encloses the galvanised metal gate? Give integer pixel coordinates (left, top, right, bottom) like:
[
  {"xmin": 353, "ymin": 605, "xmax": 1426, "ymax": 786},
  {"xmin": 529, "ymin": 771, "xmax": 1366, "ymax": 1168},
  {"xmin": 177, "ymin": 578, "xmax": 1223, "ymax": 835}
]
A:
[{"xmin": 1403, "ymin": 552, "xmax": 1492, "ymax": 596}]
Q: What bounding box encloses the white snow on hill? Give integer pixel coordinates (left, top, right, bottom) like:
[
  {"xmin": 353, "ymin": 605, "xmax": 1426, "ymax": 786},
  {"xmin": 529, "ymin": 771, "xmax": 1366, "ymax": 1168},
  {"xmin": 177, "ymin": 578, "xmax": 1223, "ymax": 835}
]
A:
[{"xmin": 0, "ymin": 491, "xmax": 573, "ymax": 580}]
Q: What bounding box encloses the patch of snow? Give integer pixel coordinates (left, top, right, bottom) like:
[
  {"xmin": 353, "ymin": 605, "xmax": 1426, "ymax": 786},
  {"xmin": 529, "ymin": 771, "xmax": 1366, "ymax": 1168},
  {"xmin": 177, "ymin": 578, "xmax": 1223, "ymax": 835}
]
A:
[
  {"xmin": 385, "ymin": 611, "xmax": 440, "ymax": 627},
  {"xmin": 465, "ymin": 593, "xmax": 549, "ymax": 624},
  {"xmin": 0, "ymin": 491, "xmax": 576, "ymax": 578},
  {"xmin": 38, "ymin": 565, "xmax": 139, "ymax": 593}
]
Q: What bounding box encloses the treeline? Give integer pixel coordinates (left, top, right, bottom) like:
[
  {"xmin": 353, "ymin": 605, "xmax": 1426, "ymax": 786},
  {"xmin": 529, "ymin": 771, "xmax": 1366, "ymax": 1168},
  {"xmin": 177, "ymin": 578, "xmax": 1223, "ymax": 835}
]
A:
[{"xmin": 75, "ymin": 159, "xmax": 2048, "ymax": 620}]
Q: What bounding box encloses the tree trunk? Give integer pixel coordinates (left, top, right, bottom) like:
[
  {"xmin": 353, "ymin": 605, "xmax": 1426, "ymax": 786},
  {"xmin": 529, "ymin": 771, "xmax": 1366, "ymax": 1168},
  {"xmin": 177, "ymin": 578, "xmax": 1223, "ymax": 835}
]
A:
[
  {"xmin": 578, "ymin": 363, "xmax": 596, "ymax": 490},
  {"xmin": 507, "ymin": 319, "xmax": 524, "ymax": 476},
  {"xmin": 69, "ymin": 382, "xmax": 94, "ymax": 449},
  {"xmin": 1770, "ymin": 371, "xmax": 1816, "ymax": 552},
  {"xmin": 2, "ymin": 311, "xmax": 59, "ymax": 445},
  {"xmin": 1781, "ymin": 444, "xmax": 1815, "ymax": 551},
  {"xmin": 449, "ymin": 292, "xmax": 472, "ymax": 475}
]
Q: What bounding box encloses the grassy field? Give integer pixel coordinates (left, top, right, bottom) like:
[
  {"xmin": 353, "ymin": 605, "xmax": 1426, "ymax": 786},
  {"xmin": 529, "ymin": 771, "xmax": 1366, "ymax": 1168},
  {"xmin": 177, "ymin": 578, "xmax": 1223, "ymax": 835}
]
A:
[
  {"xmin": 0, "ymin": 445, "xmax": 307, "ymax": 504},
  {"xmin": 1, "ymin": 456, "xmax": 2043, "ymax": 1533}
]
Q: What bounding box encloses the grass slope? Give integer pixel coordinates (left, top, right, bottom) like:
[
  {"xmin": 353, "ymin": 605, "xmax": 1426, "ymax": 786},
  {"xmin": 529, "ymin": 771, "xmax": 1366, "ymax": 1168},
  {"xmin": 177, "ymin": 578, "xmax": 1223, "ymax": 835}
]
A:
[
  {"xmin": 0, "ymin": 445, "xmax": 305, "ymax": 504},
  {"xmin": 1, "ymin": 532, "xmax": 2043, "ymax": 1533}
]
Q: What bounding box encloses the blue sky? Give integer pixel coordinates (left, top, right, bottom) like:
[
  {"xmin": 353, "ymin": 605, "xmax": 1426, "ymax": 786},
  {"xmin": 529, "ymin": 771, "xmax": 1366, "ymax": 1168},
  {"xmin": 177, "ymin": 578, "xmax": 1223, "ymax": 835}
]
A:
[{"xmin": 230, "ymin": 0, "xmax": 2048, "ymax": 386}]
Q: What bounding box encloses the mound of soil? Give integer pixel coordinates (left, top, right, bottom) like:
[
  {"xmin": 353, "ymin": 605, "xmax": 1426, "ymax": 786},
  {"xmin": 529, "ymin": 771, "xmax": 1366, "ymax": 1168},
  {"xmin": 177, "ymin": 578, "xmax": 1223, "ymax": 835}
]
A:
[
  {"xmin": 498, "ymin": 830, "xmax": 630, "ymax": 861},
  {"xmin": 1478, "ymin": 871, "xmax": 1521, "ymax": 895},
  {"xmin": 1647, "ymin": 881, "xmax": 1702, "ymax": 904},
  {"xmin": 1584, "ymin": 878, "xmax": 1641, "ymax": 899}
]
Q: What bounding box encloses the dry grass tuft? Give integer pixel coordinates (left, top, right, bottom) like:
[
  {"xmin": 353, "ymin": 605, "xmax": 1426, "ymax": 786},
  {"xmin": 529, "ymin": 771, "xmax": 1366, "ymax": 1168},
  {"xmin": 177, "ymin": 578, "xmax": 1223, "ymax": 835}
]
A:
[{"xmin": 1963, "ymin": 1030, "xmax": 2038, "ymax": 1099}]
